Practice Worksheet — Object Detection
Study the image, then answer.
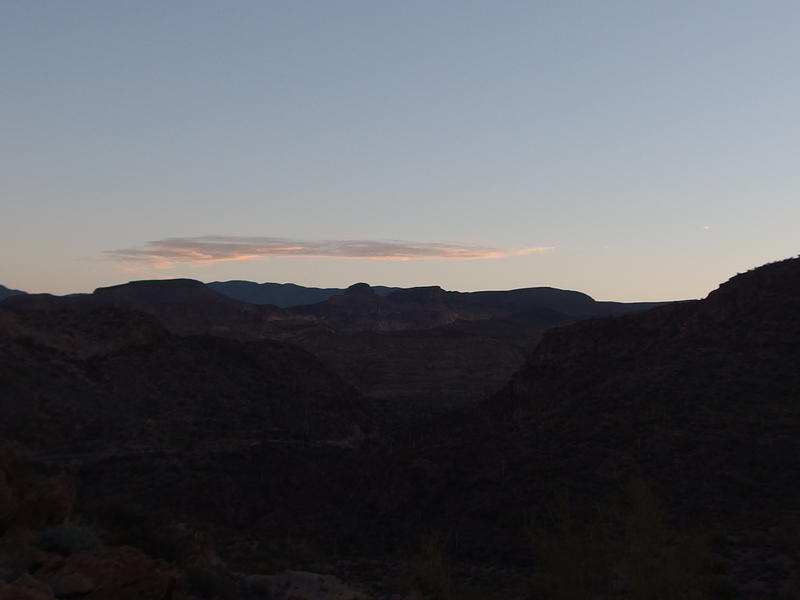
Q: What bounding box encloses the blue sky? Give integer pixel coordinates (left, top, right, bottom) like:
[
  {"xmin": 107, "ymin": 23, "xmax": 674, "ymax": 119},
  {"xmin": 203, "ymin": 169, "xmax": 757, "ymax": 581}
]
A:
[{"xmin": 2, "ymin": 1, "xmax": 798, "ymax": 300}]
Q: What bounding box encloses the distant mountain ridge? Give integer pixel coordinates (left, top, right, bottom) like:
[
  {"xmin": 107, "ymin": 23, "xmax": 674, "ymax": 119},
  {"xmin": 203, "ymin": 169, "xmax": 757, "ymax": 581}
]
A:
[
  {"xmin": 1, "ymin": 278, "xmax": 673, "ymax": 415},
  {"xmin": 1, "ymin": 278, "xmax": 669, "ymax": 312},
  {"xmin": 207, "ymin": 279, "xmax": 668, "ymax": 312},
  {"xmin": 0, "ymin": 284, "xmax": 25, "ymax": 300},
  {"xmin": 208, "ymin": 280, "xmax": 399, "ymax": 307}
]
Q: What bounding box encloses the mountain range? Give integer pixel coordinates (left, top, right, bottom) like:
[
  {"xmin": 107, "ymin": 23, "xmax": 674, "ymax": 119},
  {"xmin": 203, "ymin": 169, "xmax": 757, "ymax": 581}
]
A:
[
  {"xmin": 207, "ymin": 280, "xmax": 400, "ymax": 307},
  {"xmin": 1, "ymin": 279, "xmax": 667, "ymax": 423},
  {"xmin": 1, "ymin": 257, "xmax": 799, "ymax": 598}
]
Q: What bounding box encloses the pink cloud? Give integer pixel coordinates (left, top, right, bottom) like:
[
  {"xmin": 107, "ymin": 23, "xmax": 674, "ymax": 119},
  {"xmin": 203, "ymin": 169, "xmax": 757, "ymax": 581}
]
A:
[{"xmin": 105, "ymin": 236, "xmax": 553, "ymax": 268}]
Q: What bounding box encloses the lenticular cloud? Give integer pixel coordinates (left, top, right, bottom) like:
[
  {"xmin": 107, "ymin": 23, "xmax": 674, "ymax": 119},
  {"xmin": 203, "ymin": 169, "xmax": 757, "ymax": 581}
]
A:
[{"xmin": 104, "ymin": 236, "xmax": 553, "ymax": 268}]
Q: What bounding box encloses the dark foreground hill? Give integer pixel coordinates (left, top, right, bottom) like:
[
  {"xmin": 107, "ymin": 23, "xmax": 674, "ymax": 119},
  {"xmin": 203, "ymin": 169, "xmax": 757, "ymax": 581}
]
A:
[
  {"xmin": 0, "ymin": 283, "xmax": 25, "ymax": 300},
  {"xmin": 2, "ymin": 259, "xmax": 798, "ymax": 598},
  {"xmin": 360, "ymin": 256, "xmax": 800, "ymax": 596}
]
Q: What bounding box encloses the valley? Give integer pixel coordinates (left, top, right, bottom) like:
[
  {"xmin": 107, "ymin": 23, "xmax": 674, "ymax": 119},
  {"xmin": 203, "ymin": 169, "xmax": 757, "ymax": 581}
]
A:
[{"xmin": 1, "ymin": 258, "xmax": 799, "ymax": 599}]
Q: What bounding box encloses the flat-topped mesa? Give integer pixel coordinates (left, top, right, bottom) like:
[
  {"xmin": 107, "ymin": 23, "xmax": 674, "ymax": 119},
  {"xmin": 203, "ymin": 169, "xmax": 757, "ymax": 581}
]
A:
[
  {"xmin": 93, "ymin": 279, "xmax": 288, "ymax": 337},
  {"xmin": 4, "ymin": 278, "xmax": 288, "ymax": 339},
  {"xmin": 343, "ymin": 282, "xmax": 375, "ymax": 297},
  {"xmin": 321, "ymin": 283, "xmax": 382, "ymax": 312},
  {"xmin": 386, "ymin": 285, "xmax": 447, "ymax": 304},
  {"xmin": 94, "ymin": 278, "xmax": 223, "ymax": 304}
]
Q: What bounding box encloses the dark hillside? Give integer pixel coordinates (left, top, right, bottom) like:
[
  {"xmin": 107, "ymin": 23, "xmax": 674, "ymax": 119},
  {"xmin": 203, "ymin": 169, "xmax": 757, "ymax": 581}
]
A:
[
  {"xmin": 0, "ymin": 304, "xmax": 369, "ymax": 453},
  {"xmin": 362, "ymin": 257, "xmax": 800, "ymax": 595},
  {"xmin": 0, "ymin": 283, "xmax": 25, "ymax": 300}
]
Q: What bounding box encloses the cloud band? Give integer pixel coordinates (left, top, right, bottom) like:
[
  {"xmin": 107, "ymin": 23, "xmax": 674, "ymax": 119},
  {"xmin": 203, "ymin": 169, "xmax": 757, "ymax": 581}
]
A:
[{"xmin": 105, "ymin": 236, "xmax": 553, "ymax": 268}]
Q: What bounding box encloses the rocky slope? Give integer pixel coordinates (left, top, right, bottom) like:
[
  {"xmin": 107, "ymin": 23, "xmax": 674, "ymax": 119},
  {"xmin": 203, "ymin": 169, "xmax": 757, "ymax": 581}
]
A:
[
  {"xmin": 2, "ymin": 258, "xmax": 799, "ymax": 598},
  {"xmin": 0, "ymin": 299, "xmax": 381, "ymax": 596},
  {"xmin": 359, "ymin": 257, "xmax": 800, "ymax": 596},
  {"xmin": 0, "ymin": 284, "xmax": 25, "ymax": 301}
]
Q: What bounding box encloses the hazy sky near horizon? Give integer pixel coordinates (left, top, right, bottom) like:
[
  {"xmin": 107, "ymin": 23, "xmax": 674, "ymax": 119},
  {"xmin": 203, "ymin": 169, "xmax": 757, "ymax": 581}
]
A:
[{"xmin": 2, "ymin": 1, "xmax": 798, "ymax": 301}]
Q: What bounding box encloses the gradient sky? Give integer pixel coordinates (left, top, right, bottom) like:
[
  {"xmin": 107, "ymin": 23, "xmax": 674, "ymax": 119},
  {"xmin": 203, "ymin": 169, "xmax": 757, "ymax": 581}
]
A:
[{"xmin": 2, "ymin": 1, "xmax": 798, "ymax": 301}]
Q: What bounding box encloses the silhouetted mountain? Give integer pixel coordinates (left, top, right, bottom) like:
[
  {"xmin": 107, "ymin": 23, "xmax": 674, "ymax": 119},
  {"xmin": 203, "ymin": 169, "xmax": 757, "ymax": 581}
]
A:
[
  {"xmin": 3, "ymin": 279, "xmax": 288, "ymax": 339},
  {"xmin": 2, "ymin": 258, "xmax": 799, "ymax": 597},
  {"xmin": 361, "ymin": 256, "xmax": 800, "ymax": 594},
  {"xmin": 0, "ymin": 284, "xmax": 25, "ymax": 300},
  {"xmin": 290, "ymin": 282, "xmax": 667, "ymax": 331},
  {"xmin": 208, "ymin": 280, "xmax": 399, "ymax": 307}
]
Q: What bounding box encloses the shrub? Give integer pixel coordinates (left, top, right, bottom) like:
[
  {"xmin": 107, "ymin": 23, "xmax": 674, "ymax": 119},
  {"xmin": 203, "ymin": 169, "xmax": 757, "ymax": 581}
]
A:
[
  {"xmin": 397, "ymin": 531, "xmax": 499, "ymax": 600},
  {"xmin": 530, "ymin": 488, "xmax": 612, "ymax": 600},
  {"xmin": 531, "ymin": 480, "xmax": 711, "ymax": 600},
  {"xmin": 36, "ymin": 523, "xmax": 101, "ymax": 555},
  {"xmin": 405, "ymin": 532, "xmax": 453, "ymax": 600},
  {"xmin": 186, "ymin": 567, "xmax": 236, "ymax": 600}
]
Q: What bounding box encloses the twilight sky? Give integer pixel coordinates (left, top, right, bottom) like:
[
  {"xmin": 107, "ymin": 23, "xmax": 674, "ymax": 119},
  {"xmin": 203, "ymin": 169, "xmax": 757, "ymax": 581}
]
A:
[{"xmin": 2, "ymin": 1, "xmax": 798, "ymax": 301}]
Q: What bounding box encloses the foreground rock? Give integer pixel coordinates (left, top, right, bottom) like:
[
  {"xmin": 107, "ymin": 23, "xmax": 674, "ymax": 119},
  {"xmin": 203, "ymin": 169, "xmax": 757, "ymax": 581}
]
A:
[
  {"xmin": 247, "ymin": 570, "xmax": 369, "ymax": 600},
  {"xmin": 35, "ymin": 546, "xmax": 186, "ymax": 600}
]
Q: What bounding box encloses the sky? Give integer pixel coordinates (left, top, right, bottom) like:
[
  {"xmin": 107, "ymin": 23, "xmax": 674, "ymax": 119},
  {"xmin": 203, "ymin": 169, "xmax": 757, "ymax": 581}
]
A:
[{"xmin": 2, "ymin": 1, "xmax": 798, "ymax": 301}]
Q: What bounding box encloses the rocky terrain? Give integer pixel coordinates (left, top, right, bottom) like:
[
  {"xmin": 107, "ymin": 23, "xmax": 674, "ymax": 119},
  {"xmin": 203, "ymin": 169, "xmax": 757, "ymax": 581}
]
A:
[
  {"xmin": 359, "ymin": 257, "xmax": 800, "ymax": 597},
  {"xmin": 0, "ymin": 285, "xmax": 25, "ymax": 301},
  {"xmin": 2, "ymin": 279, "xmax": 666, "ymax": 421},
  {"xmin": 1, "ymin": 257, "xmax": 799, "ymax": 598},
  {"xmin": 0, "ymin": 303, "xmax": 370, "ymax": 453}
]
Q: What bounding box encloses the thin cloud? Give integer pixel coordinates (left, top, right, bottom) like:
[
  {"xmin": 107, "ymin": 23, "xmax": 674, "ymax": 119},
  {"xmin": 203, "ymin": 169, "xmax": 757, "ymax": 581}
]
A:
[{"xmin": 105, "ymin": 236, "xmax": 553, "ymax": 268}]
